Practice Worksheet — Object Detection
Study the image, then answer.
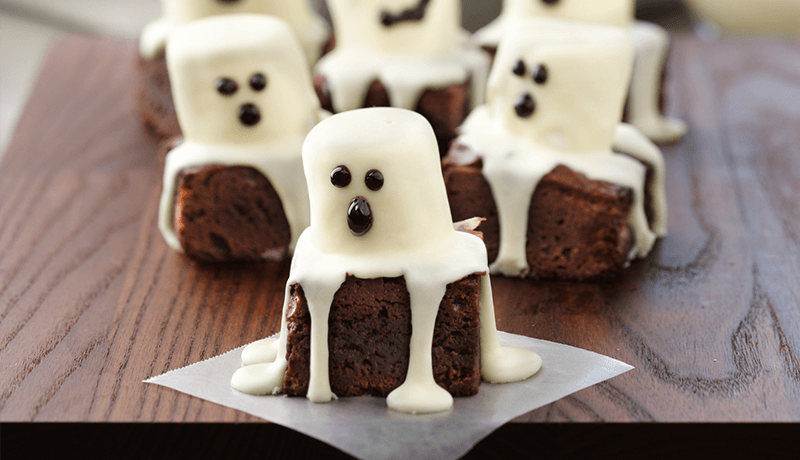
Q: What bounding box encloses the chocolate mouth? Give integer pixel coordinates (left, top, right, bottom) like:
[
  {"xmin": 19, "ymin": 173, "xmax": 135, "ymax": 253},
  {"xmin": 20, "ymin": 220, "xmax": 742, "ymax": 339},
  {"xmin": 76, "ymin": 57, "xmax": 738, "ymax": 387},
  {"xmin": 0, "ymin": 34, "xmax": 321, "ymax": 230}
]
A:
[
  {"xmin": 348, "ymin": 196, "xmax": 372, "ymax": 236},
  {"xmin": 238, "ymin": 103, "xmax": 261, "ymax": 126},
  {"xmin": 514, "ymin": 93, "xmax": 536, "ymax": 118}
]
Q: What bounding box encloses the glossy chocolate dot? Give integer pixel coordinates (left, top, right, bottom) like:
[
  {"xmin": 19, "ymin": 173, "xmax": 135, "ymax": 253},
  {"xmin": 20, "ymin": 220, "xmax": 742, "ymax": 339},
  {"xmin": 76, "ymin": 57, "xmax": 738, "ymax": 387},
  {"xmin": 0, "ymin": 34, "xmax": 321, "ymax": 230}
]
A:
[
  {"xmin": 512, "ymin": 59, "xmax": 526, "ymax": 77},
  {"xmin": 380, "ymin": 11, "xmax": 394, "ymax": 27},
  {"xmin": 238, "ymin": 103, "xmax": 261, "ymax": 126},
  {"xmin": 514, "ymin": 93, "xmax": 536, "ymax": 118},
  {"xmin": 331, "ymin": 166, "xmax": 352, "ymax": 188},
  {"xmin": 532, "ymin": 64, "xmax": 548, "ymax": 84},
  {"xmin": 365, "ymin": 169, "xmax": 384, "ymax": 191},
  {"xmin": 347, "ymin": 197, "xmax": 373, "ymax": 236},
  {"xmin": 542, "ymin": 0, "xmax": 560, "ymax": 5},
  {"xmin": 217, "ymin": 0, "xmax": 241, "ymax": 4},
  {"xmin": 216, "ymin": 78, "xmax": 238, "ymax": 96},
  {"xmin": 250, "ymin": 73, "xmax": 267, "ymax": 91}
]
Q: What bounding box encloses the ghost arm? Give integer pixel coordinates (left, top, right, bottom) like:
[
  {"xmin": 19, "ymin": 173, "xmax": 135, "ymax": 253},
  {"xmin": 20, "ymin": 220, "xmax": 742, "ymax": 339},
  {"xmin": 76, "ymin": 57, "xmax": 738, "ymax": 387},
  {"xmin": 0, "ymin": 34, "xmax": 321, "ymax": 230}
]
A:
[
  {"xmin": 626, "ymin": 21, "xmax": 687, "ymax": 143},
  {"xmin": 139, "ymin": 18, "xmax": 173, "ymax": 59},
  {"xmin": 612, "ymin": 123, "xmax": 668, "ymax": 236},
  {"xmin": 157, "ymin": 149, "xmax": 183, "ymax": 252}
]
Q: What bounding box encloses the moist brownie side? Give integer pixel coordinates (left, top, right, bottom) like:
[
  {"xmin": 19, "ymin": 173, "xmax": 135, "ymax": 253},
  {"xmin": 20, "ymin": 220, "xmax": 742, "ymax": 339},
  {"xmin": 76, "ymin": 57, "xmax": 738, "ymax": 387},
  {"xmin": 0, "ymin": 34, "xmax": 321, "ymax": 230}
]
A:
[
  {"xmin": 173, "ymin": 164, "xmax": 291, "ymax": 262},
  {"xmin": 442, "ymin": 146, "xmax": 656, "ymax": 280},
  {"xmin": 284, "ymin": 274, "xmax": 483, "ymax": 398}
]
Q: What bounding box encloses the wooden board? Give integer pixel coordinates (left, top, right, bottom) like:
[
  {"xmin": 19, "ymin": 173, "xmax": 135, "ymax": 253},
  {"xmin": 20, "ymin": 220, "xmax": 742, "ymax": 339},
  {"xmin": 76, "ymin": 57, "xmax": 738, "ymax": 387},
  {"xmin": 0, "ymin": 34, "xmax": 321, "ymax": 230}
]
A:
[{"xmin": 1, "ymin": 33, "xmax": 799, "ymax": 427}]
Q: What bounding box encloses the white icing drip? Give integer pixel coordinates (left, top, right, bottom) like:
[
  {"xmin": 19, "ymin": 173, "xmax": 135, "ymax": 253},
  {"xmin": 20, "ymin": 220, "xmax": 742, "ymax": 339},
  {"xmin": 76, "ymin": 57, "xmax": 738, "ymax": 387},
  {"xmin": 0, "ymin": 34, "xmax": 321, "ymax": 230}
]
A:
[
  {"xmin": 158, "ymin": 140, "xmax": 311, "ymax": 254},
  {"xmin": 627, "ymin": 21, "xmax": 687, "ymax": 143},
  {"xmin": 457, "ymin": 111, "xmax": 657, "ymax": 276},
  {"xmin": 456, "ymin": 19, "xmax": 667, "ymax": 277},
  {"xmin": 472, "ymin": 0, "xmax": 686, "ymax": 144},
  {"xmin": 231, "ymin": 108, "xmax": 542, "ymax": 414},
  {"xmin": 316, "ymin": 0, "xmax": 489, "ymax": 114},
  {"xmin": 139, "ymin": 0, "xmax": 329, "ymax": 67},
  {"xmin": 613, "ymin": 123, "xmax": 668, "ymax": 237}
]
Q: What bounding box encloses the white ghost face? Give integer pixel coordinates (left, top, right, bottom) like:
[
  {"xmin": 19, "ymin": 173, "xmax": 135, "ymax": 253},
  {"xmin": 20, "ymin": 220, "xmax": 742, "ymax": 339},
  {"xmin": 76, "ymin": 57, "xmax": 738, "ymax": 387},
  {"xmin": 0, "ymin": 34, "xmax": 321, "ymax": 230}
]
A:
[
  {"xmin": 327, "ymin": 0, "xmax": 461, "ymax": 55},
  {"xmin": 503, "ymin": 0, "xmax": 634, "ymax": 28},
  {"xmin": 162, "ymin": 0, "xmax": 309, "ymax": 24},
  {"xmin": 487, "ymin": 18, "xmax": 634, "ymax": 152},
  {"xmin": 303, "ymin": 108, "xmax": 455, "ymax": 256},
  {"xmin": 167, "ymin": 15, "xmax": 319, "ymax": 145}
]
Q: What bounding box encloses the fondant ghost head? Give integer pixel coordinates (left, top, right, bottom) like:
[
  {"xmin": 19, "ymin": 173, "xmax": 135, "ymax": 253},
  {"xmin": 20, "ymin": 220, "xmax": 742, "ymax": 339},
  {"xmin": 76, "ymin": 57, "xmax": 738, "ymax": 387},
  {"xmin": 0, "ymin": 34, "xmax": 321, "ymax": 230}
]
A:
[
  {"xmin": 503, "ymin": 0, "xmax": 634, "ymax": 28},
  {"xmin": 303, "ymin": 108, "xmax": 454, "ymax": 255},
  {"xmin": 162, "ymin": 0, "xmax": 306, "ymax": 23},
  {"xmin": 487, "ymin": 18, "xmax": 634, "ymax": 152},
  {"xmin": 141, "ymin": 0, "xmax": 328, "ymax": 64},
  {"xmin": 167, "ymin": 15, "xmax": 320, "ymax": 146},
  {"xmin": 327, "ymin": 0, "xmax": 462, "ymax": 55}
]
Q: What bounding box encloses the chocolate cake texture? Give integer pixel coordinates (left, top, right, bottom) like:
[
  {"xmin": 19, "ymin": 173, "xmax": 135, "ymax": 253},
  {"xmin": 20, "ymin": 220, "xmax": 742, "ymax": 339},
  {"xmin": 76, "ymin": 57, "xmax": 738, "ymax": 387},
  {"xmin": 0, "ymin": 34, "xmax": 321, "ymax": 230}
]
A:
[
  {"xmin": 283, "ymin": 274, "xmax": 483, "ymax": 398},
  {"xmin": 442, "ymin": 145, "xmax": 658, "ymax": 280},
  {"xmin": 172, "ymin": 164, "xmax": 291, "ymax": 262}
]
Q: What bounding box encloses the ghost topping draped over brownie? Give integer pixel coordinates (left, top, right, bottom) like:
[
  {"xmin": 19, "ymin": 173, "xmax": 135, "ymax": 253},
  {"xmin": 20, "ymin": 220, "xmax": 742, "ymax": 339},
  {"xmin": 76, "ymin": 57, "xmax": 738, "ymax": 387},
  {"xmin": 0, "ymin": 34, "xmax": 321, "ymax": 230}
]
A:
[
  {"xmin": 157, "ymin": 15, "xmax": 323, "ymax": 261},
  {"xmin": 474, "ymin": 0, "xmax": 686, "ymax": 144},
  {"xmin": 314, "ymin": 0, "xmax": 490, "ymax": 155},
  {"xmin": 444, "ymin": 18, "xmax": 667, "ymax": 279},
  {"xmin": 139, "ymin": 0, "xmax": 329, "ymax": 66},
  {"xmin": 231, "ymin": 108, "xmax": 542, "ymax": 414}
]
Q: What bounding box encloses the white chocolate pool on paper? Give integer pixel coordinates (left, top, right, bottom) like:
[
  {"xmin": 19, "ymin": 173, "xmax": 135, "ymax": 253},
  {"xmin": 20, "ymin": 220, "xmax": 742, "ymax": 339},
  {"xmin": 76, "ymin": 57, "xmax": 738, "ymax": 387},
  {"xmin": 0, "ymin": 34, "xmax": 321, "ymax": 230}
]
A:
[
  {"xmin": 316, "ymin": 0, "xmax": 489, "ymax": 114},
  {"xmin": 457, "ymin": 18, "xmax": 667, "ymax": 277},
  {"xmin": 231, "ymin": 108, "xmax": 542, "ymax": 414},
  {"xmin": 139, "ymin": 0, "xmax": 329, "ymax": 67},
  {"xmin": 158, "ymin": 15, "xmax": 323, "ymax": 254},
  {"xmin": 473, "ymin": 0, "xmax": 686, "ymax": 144}
]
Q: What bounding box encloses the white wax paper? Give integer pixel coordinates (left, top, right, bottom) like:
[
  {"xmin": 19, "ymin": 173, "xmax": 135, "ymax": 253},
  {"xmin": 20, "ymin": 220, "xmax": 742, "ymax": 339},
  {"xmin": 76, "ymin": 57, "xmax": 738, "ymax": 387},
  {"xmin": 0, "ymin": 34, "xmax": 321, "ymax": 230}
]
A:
[{"xmin": 145, "ymin": 332, "xmax": 632, "ymax": 460}]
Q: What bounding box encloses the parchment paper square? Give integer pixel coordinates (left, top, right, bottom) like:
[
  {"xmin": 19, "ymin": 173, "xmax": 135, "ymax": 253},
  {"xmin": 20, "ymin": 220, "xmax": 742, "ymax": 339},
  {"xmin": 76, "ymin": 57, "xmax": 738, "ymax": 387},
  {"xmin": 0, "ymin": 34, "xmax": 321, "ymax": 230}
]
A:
[{"xmin": 146, "ymin": 332, "xmax": 633, "ymax": 460}]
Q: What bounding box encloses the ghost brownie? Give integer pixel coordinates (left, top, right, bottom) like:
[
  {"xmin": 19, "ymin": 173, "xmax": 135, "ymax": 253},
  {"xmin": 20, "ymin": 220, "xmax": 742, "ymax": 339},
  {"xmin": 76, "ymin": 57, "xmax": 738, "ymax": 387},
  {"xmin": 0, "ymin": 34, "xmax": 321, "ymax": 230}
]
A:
[
  {"xmin": 445, "ymin": 18, "xmax": 667, "ymax": 280},
  {"xmin": 231, "ymin": 108, "xmax": 542, "ymax": 414},
  {"xmin": 157, "ymin": 14, "xmax": 322, "ymax": 262},
  {"xmin": 136, "ymin": 0, "xmax": 330, "ymax": 141},
  {"xmin": 472, "ymin": 0, "xmax": 686, "ymax": 144},
  {"xmin": 313, "ymin": 0, "xmax": 490, "ymax": 156}
]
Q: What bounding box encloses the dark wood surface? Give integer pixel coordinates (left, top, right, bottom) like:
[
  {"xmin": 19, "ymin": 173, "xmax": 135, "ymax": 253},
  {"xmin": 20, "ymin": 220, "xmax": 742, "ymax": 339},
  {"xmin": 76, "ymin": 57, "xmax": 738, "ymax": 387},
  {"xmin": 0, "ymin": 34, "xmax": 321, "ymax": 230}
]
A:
[{"xmin": 1, "ymin": 33, "xmax": 799, "ymax": 427}]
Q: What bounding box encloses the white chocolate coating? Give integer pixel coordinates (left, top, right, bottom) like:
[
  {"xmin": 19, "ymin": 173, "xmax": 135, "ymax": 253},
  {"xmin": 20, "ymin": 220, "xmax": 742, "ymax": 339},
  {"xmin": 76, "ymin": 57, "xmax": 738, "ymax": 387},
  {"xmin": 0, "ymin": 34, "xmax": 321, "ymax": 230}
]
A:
[
  {"xmin": 158, "ymin": 15, "xmax": 323, "ymax": 255},
  {"xmin": 473, "ymin": 0, "xmax": 686, "ymax": 144},
  {"xmin": 457, "ymin": 18, "xmax": 667, "ymax": 277},
  {"xmin": 231, "ymin": 108, "xmax": 542, "ymax": 414},
  {"xmin": 316, "ymin": 0, "xmax": 490, "ymax": 114},
  {"xmin": 685, "ymin": 0, "xmax": 800, "ymax": 36},
  {"xmin": 139, "ymin": 0, "xmax": 329, "ymax": 67}
]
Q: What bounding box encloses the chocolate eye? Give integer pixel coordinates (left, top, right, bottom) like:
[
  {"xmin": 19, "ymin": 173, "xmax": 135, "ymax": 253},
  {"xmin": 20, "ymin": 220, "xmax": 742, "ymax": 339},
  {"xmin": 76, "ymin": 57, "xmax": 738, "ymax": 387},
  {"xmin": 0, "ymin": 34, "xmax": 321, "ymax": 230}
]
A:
[
  {"xmin": 215, "ymin": 77, "xmax": 238, "ymax": 96},
  {"xmin": 331, "ymin": 166, "xmax": 352, "ymax": 188},
  {"xmin": 512, "ymin": 60, "xmax": 526, "ymax": 77},
  {"xmin": 542, "ymin": 0, "xmax": 560, "ymax": 5},
  {"xmin": 365, "ymin": 169, "xmax": 384, "ymax": 191},
  {"xmin": 532, "ymin": 64, "xmax": 548, "ymax": 84},
  {"xmin": 217, "ymin": 0, "xmax": 242, "ymax": 4},
  {"xmin": 250, "ymin": 73, "xmax": 267, "ymax": 91}
]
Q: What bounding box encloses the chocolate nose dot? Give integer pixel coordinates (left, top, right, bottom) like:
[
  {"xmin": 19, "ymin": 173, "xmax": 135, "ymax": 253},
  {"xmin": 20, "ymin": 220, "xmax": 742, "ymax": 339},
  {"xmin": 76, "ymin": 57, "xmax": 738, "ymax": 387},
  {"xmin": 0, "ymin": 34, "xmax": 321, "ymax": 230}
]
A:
[
  {"xmin": 348, "ymin": 196, "xmax": 372, "ymax": 236},
  {"xmin": 514, "ymin": 94, "xmax": 536, "ymax": 118},
  {"xmin": 239, "ymin": 103, "xmax": 261, "ymax": 126}
]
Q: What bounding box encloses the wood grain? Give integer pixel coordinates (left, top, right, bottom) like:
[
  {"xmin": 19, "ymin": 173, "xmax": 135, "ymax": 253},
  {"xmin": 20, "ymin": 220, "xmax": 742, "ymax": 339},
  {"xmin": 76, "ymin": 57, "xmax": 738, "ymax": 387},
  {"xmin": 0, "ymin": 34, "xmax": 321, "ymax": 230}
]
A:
[{"xmin": 0, "ymin": 34, "xmax": 798, "ymax": 425}]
